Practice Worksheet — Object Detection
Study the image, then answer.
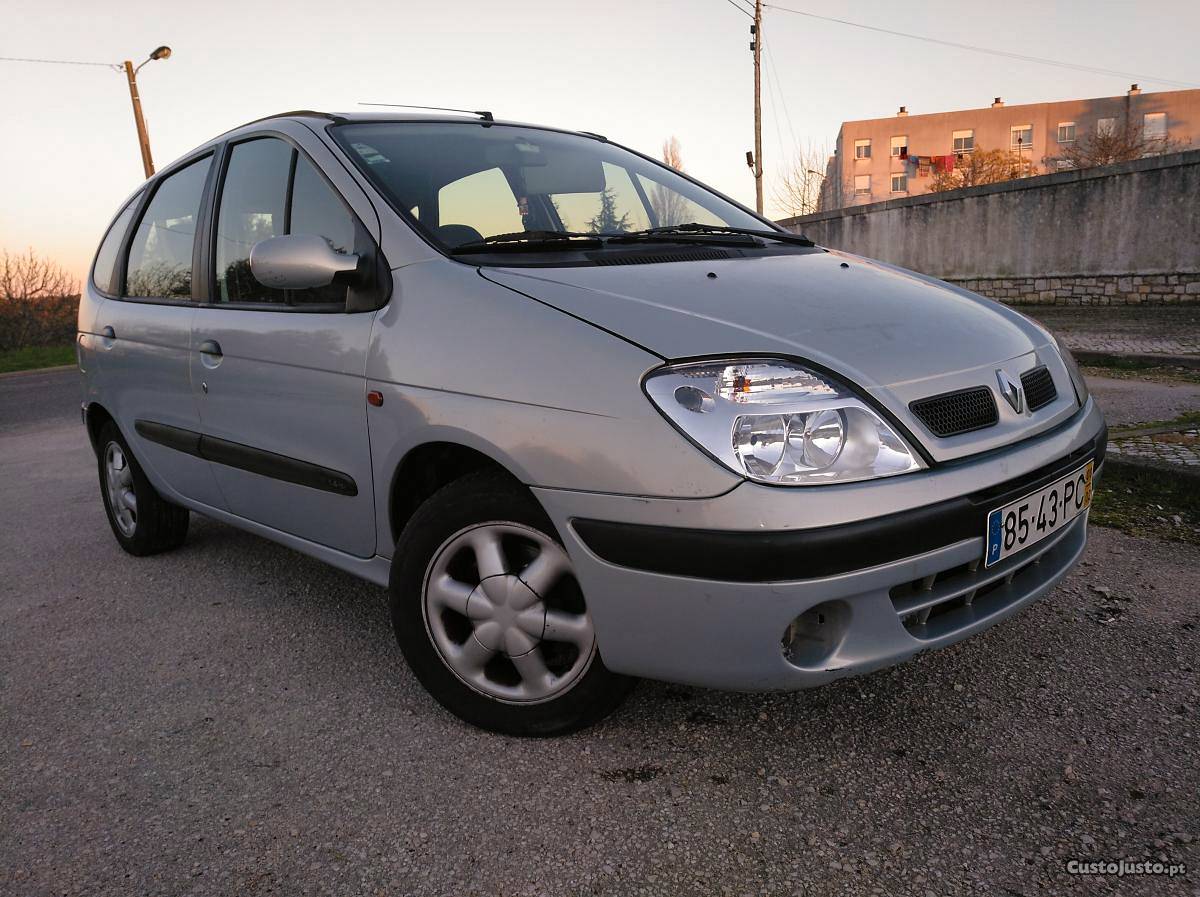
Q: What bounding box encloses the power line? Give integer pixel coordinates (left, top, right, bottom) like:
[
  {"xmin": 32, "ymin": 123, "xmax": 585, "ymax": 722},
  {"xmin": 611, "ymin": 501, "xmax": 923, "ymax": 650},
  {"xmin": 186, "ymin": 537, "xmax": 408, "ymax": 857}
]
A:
[
  {"xmin": 717, "ymin": 0, "xmax": 753, "ymax": 18},
  {"xmin": 764, "ymin": 43, "xmax": 797, "ymax": 148},
  {"xmin": 0, "ymin": 55, "xmax": 120, "ymax": 70},
  {"xmin": 763, "ymin": 4, "xmax": 1200, "ymax": 89}
]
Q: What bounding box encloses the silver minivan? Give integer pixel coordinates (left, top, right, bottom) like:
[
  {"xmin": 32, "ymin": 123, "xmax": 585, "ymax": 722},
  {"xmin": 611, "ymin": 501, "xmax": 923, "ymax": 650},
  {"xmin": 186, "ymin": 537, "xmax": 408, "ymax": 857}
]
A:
[{"xmin": 79, "ymin": 110, "xmax": 1106, "ymax": 735}]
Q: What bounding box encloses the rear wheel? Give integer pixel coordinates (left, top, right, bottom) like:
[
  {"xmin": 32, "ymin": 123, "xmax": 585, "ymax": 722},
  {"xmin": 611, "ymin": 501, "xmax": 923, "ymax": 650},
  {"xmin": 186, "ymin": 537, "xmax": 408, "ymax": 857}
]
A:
[
  {"xmin": 96, "ymin": 421, "xmax": 189, "ymax": 556},
  {"xmin": 390, "ymin": 471, "xmax": 635, "ymax": 736}
]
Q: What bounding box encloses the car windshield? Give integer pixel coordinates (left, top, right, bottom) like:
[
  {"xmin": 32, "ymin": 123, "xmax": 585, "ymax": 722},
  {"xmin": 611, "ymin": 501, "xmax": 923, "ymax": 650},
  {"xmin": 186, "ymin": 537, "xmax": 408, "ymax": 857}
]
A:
[{"xmin": 331, "ymin": 121, "xmax": 765, "ymax": 252}]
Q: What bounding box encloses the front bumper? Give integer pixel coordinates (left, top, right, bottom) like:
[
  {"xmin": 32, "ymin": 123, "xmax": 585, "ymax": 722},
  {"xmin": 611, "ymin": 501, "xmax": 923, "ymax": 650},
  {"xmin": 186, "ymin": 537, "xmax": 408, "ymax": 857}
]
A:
[{"xmin": 533, "ymin": 399, "xmax": 1105, "ymax": 690}]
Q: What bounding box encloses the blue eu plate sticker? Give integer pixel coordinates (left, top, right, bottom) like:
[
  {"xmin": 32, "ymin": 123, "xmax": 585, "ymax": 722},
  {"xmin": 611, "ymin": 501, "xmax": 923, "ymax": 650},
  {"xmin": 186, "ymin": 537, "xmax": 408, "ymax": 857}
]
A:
[{"xmin": 986, "ymin": 509, "xmax": 1003, "ymax": 566}]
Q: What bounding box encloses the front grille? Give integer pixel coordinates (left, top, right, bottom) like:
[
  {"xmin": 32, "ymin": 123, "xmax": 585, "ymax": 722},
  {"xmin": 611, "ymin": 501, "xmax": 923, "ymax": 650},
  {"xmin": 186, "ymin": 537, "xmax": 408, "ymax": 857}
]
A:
[
  {"xmin": 910, "ymin": 386, "xmax": 998, "ymax": 437},
  {"xmin": 889, "ymin": 514, "xmax": 1085, "ymax": 640},
  {"xmin": 1021, "ymin": 365, "xmax": 1058, "ymax": 411}
]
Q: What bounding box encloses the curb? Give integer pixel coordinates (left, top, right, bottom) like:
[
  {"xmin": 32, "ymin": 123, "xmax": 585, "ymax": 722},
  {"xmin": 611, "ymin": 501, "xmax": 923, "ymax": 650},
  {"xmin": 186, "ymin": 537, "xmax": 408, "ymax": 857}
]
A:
[
  {"xmin": 0, "ymin": 364, "xmax": 76, "ymax": 381},
  {"xmin": 1073, "ymin": 349, "xmax": 1200, "ymax": 370}
]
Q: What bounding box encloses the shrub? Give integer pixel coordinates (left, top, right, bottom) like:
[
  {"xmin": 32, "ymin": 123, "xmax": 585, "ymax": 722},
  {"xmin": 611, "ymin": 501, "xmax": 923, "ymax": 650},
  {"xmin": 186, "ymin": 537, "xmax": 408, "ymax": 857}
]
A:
[{"xmin": 0, "ymin": 250, "xmax": 80, "ymax": 350}]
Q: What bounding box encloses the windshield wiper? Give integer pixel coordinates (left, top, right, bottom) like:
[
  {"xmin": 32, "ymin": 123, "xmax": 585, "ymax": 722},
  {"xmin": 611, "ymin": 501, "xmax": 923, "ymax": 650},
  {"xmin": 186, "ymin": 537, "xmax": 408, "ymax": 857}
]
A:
[
  {"xmin": 450, "ymin": 230, "xmax": 604, "ymax": 254},
  {"xmin": 610, "ymin": 223, "xmax": 814, "ymax": 247}
]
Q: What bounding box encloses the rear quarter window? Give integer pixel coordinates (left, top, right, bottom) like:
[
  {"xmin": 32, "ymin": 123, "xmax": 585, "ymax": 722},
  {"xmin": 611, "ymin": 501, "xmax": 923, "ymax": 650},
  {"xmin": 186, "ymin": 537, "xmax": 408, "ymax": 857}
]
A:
[{"xmin": 91, "ymin": 196, "xmax": 141, "ymax": 295}]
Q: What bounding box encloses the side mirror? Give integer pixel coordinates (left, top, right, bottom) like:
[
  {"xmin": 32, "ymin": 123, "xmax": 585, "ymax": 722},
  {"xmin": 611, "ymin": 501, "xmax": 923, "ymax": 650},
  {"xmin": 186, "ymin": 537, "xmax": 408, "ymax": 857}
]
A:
[{"xmin": 250, "ymin": 234, "xmax": 360, "ymax": 290}]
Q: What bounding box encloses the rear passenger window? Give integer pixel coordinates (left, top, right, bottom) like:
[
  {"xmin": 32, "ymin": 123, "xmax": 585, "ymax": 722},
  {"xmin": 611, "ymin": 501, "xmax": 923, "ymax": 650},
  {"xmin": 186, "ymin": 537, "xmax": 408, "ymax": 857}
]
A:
[
  {"xmin": 215, "ymin": 138, "xmax": 293, "ymax": 303},
  {"xmin": 92, "ymin": 195, "xmax": 140, "ymax": 294},
  {"xmin": 125, "ymin": 156, "xmax": 211, "ymax": 299}
]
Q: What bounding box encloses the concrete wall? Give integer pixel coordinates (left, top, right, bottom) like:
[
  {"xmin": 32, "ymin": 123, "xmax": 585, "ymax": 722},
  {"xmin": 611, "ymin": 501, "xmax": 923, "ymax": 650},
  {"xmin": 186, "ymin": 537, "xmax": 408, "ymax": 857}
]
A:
[{"xmin": 783, "ymin": 149, "xmax": 1200, "ymax": 306}]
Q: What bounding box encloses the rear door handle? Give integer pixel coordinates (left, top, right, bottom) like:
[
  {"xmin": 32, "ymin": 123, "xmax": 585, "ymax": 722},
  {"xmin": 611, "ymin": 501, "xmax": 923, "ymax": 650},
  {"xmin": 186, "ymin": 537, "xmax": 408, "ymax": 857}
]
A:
[
  {"xmin": 198, "ymin": 339, "xmax": 223, "ymax": 370},
  {"xmin": 99, "ymin": 325, "xmax": 116, "ymax": 349}
]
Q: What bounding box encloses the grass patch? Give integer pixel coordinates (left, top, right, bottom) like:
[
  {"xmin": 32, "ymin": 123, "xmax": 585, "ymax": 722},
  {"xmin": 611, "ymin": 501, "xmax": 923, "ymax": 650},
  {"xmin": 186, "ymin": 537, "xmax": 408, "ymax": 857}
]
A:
[
  {"xmin": 1091, "ymin": 462, "xmax": 1200, "ymax": 545},
  {"xmin": 1081, "ymin": 362, "xmax": 1200, "ymax": 385},
  {"xmin": 0, "ymin": 344, "xmax": 76, "ymax": 374},
  {"xmin": 1109, "ymin": 409, "xmax": 1200, "ymax": 437}
]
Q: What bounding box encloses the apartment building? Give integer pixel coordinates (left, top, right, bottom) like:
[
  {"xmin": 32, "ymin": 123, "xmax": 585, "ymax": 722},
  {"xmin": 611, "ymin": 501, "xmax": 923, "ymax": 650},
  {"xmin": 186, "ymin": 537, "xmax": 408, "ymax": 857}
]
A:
[{"xmin": 819, "ymin": 86, "xmax": 1200, "ymax": 208}]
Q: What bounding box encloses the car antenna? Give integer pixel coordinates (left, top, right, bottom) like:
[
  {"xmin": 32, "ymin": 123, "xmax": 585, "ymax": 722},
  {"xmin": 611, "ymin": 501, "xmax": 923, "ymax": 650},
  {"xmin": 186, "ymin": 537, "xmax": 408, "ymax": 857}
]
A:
[{"xmin": 358, "ymin": 103, "xmax": 494, "ymax": 122}]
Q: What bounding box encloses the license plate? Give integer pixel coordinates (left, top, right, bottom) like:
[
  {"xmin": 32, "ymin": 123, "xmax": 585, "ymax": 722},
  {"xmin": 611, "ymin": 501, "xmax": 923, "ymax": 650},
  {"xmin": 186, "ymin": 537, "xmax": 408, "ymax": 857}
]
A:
[{"xmin": 985, "ymin": 461, "xmax": 1093, "ymax": 567}]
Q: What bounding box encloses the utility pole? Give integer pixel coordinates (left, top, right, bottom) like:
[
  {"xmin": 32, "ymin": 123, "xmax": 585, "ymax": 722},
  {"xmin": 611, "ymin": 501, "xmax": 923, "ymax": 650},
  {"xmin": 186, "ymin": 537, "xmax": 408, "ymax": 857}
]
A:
[
  {"xmin": 752, "ymin": 0, "xmax": 764, "ymax": 215},
  {"xmin": 123, "ymin": 61, "xmax": 155, "ymax": 178},
  {"xmin": 122, "ymin": 46, "xmax": 172, "ymax": 179}
]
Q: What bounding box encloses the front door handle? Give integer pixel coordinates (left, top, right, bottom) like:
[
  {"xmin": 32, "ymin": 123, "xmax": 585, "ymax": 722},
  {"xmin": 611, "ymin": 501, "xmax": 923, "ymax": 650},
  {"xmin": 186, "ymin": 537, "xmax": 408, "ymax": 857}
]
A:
[
  {"xmin": 99, "ymin": 325, "xmax": 116, "ymax": 349},
  {"xmin": 198, "ymin": 339, "xmax": 223, "ymax": 370}
]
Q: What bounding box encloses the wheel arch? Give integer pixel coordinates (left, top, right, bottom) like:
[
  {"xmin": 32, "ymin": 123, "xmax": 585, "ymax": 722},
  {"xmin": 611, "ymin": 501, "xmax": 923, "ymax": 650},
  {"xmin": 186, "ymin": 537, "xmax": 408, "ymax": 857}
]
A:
[
  {"xmin": 84, "ymin": 402, "xmax": 117, "ymax": 453},
  {"xmin": 387, "ymin": 440, "xmax": 531, "ymax": 549}
]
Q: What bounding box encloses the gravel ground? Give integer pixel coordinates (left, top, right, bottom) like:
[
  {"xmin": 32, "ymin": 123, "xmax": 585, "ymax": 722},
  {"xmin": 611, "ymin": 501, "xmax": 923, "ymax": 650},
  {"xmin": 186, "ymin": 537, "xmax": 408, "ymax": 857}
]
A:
[{"xmin": 3, "ymin": 372, "xmax": 1199, "ymax": 897}]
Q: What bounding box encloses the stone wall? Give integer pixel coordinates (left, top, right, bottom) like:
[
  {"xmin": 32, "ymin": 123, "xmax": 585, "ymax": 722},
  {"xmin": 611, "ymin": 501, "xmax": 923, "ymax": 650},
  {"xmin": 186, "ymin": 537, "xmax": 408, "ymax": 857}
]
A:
[
  {"xmin": 945, "ymin": 273, "xmax": 1200, "ymax": 306},
  {"xmin": 780, "ymin": 150, "xmax": 1200, "ymax": 305}
]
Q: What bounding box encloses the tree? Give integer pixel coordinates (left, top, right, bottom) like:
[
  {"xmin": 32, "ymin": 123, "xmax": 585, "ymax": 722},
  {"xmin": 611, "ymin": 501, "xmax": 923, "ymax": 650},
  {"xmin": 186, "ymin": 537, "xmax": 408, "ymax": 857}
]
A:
[
  {"xmin": 928, "ymin": 149, "xmax": 1035, "ymax": 192},
  {"xmin": 1056, "ymin": 120, "xmax": 1180, "ymax": 170},
  {"xmin": 662, "ymin": 136, "xmax": 683, "ymax": 171},
  {"xmin": 771, "ymin": 142, "xmax": 830, "ymax": 218},
  {"xmin": 586, "ymin": 187, "xmax": 632, "ymax": 234},
  {"xmin": 1, "ymin": 248, "xmax": 76, "ymax": 303},
  {"xmin": 0, "ymin": 249, "xmax": 79, "ymax": 350},
  {"xmin": 649, "ymin": 136, "xmax": 688, "ymax": 227}
]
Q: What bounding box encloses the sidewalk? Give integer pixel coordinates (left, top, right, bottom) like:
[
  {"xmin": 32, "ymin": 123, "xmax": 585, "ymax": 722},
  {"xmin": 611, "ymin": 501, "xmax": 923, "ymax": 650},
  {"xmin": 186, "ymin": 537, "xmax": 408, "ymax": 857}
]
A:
[{"xmin": 1022, "ymin": 306, "xmax": 1200, "ymax": 361}]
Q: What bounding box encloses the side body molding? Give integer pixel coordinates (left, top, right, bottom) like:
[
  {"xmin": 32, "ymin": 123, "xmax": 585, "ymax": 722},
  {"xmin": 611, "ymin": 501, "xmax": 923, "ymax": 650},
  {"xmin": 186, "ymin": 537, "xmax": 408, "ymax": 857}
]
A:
[{"xmin": 134, "ymin": 420, "xmax": 357, "ymax": 497}]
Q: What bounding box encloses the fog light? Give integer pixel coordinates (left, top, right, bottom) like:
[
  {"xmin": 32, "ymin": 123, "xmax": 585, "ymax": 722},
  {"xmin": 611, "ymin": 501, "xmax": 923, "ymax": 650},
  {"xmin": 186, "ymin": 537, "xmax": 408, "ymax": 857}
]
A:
[{"xmin": 781, "ymin": 600, "xmax": 850, "ymax": 668}]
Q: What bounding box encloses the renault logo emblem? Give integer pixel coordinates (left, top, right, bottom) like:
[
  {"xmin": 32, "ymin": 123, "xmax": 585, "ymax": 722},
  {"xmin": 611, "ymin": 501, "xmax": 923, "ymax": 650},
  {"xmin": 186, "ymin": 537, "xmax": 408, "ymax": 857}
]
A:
[{"xmin": 996, "ymin": 369, "xmax": 1024, "ymax": 413}]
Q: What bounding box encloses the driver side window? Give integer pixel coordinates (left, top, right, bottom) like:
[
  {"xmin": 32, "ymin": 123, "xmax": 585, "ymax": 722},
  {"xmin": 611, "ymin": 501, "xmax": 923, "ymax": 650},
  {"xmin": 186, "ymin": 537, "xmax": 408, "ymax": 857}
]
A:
[{"xmin": 214, "ymin": 137, "xmax": 363, "ymax": 307}]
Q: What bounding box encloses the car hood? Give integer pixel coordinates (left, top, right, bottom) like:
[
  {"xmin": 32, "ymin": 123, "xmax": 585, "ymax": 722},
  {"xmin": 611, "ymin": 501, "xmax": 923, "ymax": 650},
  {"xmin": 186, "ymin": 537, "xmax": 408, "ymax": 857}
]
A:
[{"xmin": 482, "ymin": 249, "xmax": 1081, "ymax": 462}]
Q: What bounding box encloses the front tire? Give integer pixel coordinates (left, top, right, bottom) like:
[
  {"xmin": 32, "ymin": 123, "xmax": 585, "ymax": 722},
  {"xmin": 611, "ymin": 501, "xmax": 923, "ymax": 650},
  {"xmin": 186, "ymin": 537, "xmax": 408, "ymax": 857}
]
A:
[
  {"xmin": 390, "ymin": 471, "xmax": 635, "ymax": 736},
  {"xmin": 96, "ymin": 421, "xmax": 189, "ymax": 556}
]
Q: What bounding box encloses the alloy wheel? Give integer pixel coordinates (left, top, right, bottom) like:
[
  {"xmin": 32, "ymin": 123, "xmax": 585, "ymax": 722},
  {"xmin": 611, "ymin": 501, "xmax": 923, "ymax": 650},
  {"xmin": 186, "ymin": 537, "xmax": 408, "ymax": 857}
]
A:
[
  {"xmin": 104, "ymin": 441, "xmax": 138, "ymax": 537},
  {"xmin": 421, "ymin": 522, "xmax": 596, "ymax": 704}
]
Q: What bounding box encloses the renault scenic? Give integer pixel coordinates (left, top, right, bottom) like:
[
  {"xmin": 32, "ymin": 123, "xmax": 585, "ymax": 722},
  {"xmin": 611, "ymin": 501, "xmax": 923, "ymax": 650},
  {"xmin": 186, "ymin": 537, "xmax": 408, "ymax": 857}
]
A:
[{"xmin": 78, "ymin": 110, "xmax": 1106, "ymax": 735}]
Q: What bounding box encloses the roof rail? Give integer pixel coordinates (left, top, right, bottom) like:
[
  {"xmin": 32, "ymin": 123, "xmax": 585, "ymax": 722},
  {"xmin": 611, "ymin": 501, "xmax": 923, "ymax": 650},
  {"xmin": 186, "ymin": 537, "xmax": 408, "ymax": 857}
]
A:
[
  {"xmin": 358, "ymin": 103, "xmax": 494, "ymax": 122},
  {"xmin": 239, "ymin": 109, "xmax": 349, "ymax": 127}
]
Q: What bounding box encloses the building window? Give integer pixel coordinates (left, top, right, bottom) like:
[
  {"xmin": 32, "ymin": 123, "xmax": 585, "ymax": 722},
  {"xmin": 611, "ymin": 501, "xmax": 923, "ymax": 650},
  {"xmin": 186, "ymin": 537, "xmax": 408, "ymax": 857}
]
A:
[
  {"xmin": 854, "ymin": 174, "xmax": 871, "ymax": 196},
  {"xmin": 854, "ymin": 139, "xmax": 871, "ymax": 160},
  {"xmin": 1143, "ymin": 112, "xmax": 1167, "ymax": 140},
  {"xmin": 952, "ymin": 129, "xmax": 974, "ymax": 153},
  {"xmin": 890, "ymin": 135, "xmax": 907, "ymax": 158},
  {"xmin": 890, "ymin": 173, "xmax": 907, "ymax": 193},
  {"xmin": 1010, "ymin": 125, "xmax": 1033, "ymax": 150},
  {"xmin": 1057, "ymin": 122, "xmax": 1076, "ymax": 144},
  {"xmin": 1097, "ymin": 117, "xmax": 1116, "ymax": 137}
]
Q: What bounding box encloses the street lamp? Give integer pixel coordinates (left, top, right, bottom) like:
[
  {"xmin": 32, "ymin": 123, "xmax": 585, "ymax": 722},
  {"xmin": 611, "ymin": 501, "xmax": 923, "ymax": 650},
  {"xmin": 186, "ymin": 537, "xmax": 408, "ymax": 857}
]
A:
[{"xmin": 123, "ymin": 45, "xmax": 171, "ymax": 179}]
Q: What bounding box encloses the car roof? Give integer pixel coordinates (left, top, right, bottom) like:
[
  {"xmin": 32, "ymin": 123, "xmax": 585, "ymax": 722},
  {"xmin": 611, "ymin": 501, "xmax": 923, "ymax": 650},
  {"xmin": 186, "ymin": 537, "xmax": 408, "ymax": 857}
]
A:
[
  {"xmin": 152, "ymin": 109, "xmax": 607, "ymax": 186},
  {"xmin": 239, "ymin": 108, "xmax": 595, "ymax": 135}
]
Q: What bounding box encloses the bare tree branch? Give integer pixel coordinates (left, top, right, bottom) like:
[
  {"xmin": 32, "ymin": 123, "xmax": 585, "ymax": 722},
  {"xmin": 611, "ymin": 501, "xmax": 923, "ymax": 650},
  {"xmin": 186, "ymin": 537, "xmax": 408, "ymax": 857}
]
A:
[
  {"xmin": 771, "ymin": 142, "xmax": 830, "ymax": 218},
  {"xmin": 649, "ymin": 136, "xmax": 688, "ymax": 226},
  {"xmin": 1054, "ymin": 120, "xmax": 1180, "ymax": 169},
  {"xmin": 0, "ymin": 249, "xmax": 79, "ymax": 350}
]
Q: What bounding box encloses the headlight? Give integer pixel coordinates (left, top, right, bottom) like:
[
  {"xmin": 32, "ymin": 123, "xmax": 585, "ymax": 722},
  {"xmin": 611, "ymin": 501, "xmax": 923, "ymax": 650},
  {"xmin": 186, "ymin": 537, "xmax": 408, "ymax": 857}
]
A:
[
  {"xmin": 644, "ymin": 359, "xmax": 926, "ymax": 486},
  {"xmin": 1052, "ymin": 337, "xmax": 1089, "ymax": 406}
]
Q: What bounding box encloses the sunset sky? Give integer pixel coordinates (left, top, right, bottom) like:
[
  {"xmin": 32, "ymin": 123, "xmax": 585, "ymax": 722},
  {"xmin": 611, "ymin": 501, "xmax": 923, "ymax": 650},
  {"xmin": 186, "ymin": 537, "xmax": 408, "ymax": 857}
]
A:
[{"xmin": 3, "ymin": 0, "xmax": 1198, "ymax": 287}]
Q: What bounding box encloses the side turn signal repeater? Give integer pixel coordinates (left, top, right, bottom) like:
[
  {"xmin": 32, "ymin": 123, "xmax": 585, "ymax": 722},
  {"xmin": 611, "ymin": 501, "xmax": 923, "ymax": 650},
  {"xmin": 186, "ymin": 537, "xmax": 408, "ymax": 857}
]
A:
[{"xmin": 367, "ymin": 390, "xmax": 384, "ymax": 407}]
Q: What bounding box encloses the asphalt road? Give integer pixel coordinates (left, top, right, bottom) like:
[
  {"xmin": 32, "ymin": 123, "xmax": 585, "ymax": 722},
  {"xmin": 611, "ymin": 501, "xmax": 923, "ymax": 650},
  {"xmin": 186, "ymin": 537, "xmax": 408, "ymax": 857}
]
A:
[{"xmin": 2, "ymin": 369, "xmax": 1198, "ymax": 896}]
